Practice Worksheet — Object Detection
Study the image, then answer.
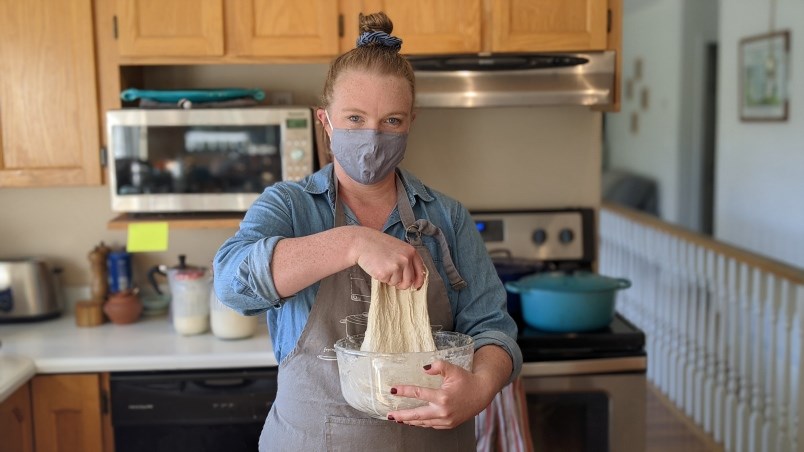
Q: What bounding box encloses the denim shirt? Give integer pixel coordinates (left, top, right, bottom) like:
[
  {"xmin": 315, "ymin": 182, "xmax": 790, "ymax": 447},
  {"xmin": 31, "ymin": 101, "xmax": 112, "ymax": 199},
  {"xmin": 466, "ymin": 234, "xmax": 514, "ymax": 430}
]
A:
[{"xmin": 213, "ymin": 164, "xmax": 523, "ymax": 380}]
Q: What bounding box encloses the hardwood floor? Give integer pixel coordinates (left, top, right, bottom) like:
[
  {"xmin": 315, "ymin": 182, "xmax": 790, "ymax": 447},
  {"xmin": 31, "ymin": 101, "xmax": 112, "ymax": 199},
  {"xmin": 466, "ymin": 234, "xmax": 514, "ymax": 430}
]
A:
[{"xmin": 646, "ymin": 384, "xmax": 723, "ymax": 452}]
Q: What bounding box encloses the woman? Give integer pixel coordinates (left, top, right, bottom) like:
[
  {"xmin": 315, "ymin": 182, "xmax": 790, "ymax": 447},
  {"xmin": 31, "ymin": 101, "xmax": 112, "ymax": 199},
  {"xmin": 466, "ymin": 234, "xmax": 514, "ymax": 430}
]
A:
[{"xmin": 213, "ymin": 12, "xmax": 522, "ymax": 451}]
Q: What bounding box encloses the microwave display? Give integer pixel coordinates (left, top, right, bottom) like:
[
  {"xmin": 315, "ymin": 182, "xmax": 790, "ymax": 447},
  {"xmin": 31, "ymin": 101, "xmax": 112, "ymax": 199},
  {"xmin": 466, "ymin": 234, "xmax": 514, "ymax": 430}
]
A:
[
  {"xmin": 106, "ymin": 108, "xmax": 314, "ymax": 213},
  {"xmin": 112, "ymin": 125, "xmax": 283, "ymax": 195},
  {"xmin": 286, "ymin": 118, "xmax": 308, "ymax": 128}
]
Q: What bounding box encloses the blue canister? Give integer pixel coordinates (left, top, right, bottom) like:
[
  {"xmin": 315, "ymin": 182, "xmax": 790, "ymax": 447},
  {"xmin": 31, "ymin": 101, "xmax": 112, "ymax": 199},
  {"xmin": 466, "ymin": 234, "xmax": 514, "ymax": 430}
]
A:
[{"xmin": 107, "ymin": 250, "xmax": 133, "ymax": 294}]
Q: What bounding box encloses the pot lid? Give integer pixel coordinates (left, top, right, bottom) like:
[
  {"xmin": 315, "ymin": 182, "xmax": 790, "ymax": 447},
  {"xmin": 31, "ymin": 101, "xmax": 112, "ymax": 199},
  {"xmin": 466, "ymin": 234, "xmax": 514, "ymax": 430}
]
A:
[
  {"xmin": 508, "ymin": 271, "xmax": 631, "ymax": 293},
  {"xmin": 167, "ymin": 255, "xmax": 207, "ymax": 279}
]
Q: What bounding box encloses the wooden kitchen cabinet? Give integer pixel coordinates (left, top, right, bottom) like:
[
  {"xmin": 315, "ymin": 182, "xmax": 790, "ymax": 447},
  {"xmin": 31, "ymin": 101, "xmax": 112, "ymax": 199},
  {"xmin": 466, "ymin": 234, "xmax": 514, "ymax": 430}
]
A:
[
  {"xmin": 114, "ymin": 0, "xmax": 340, "ymax": 61},
  {"xmin": 228, "ymin": 0, "xmax": 340, "ymax": 58},
  {"xmin": 0, "ymin": 383, "xmax": 35, "ymax": 452},
  {"xmin": 31, "ymin": 374, "xmax": 110, "ymax": 452},
  {"xmin": 358, "ymin": 0, "xmax": 609, "ymax": 54},
  {"xmin": 116, "ymin": 0, "xmax": 225, "ymax": 57},
  {"xmin": 0, "ymin": 0, "xmax": 103, "ymax": 187},
  {"xmin": 359, "ymin": 0, "xmax": 483, "ymax": 54},
  {"xmin": 110, "ymin": 0, "xmax": 616, "ymax": 62},
  {"xmin": 490, "ymin": 0, "xmax": 609, "ymax": 52}
]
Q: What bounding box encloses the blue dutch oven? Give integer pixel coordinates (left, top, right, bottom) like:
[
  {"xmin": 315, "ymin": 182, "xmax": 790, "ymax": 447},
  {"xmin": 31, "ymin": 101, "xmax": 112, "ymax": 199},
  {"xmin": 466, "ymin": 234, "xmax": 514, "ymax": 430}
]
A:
[{"xmin": 505, "ymin": 271, "xmax": 631, "ymax": 332}]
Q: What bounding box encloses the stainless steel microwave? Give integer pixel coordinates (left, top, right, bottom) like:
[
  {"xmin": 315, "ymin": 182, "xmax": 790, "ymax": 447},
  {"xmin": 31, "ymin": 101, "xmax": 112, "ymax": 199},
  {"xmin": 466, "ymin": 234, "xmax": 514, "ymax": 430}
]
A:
[{"xmin": 106, "ymin": 107, "xmax": 314, "ymax": 213}]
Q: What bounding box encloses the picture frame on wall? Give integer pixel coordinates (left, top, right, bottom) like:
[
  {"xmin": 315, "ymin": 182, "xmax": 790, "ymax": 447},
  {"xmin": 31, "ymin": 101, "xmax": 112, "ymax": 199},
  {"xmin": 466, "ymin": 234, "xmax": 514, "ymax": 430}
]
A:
[{"xmin": 739, "ymin": 30, "xmax": 790, "ymax": 122}]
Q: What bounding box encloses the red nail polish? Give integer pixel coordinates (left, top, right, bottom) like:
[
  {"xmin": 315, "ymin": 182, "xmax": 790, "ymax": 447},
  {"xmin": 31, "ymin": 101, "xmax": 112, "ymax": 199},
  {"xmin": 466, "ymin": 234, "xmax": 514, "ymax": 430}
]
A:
[
  {"xmin": 387, "ymin": 415, "xmax": 395, "ymax": 420},
  {"xmin": 396, "ymin": 421, "xmax": 404, "ymax": 424},
  {"xmin": 390, "ymin": 387, "xmax": 397, "ymax": 395},
  {"xmin": 423, "ymin": 364, "xmax": 432, "ymax": 370}
]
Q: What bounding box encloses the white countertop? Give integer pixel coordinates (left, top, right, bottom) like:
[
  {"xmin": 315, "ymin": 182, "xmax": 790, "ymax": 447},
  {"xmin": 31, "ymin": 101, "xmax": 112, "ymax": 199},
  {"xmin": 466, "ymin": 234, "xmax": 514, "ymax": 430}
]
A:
[{"xmin": 0, "ymin": 313, "xmax": 277, "ymax": 402}]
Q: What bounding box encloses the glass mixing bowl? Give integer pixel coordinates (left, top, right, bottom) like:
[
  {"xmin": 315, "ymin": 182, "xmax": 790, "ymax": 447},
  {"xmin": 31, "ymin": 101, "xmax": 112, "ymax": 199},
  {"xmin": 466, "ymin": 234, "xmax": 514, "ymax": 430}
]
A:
[{"xmin": 333, "ymin": 331, "xmax": 474, "ymax": 419}]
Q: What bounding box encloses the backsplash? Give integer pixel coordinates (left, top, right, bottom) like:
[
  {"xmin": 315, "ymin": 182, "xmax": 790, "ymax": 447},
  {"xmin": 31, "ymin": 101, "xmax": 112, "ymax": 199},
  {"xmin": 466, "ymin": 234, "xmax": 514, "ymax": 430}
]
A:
[{"xmin": 0, "ymin": 64, "xmax": 601, "ymax": 288}]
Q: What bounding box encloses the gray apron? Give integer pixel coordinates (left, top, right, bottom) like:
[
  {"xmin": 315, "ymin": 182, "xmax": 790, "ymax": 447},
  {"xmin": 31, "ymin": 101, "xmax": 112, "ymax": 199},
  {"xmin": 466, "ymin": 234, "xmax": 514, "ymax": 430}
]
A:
[{"xmin": 260, "ymin": 176, "xmax": 475, "ymax": 451}]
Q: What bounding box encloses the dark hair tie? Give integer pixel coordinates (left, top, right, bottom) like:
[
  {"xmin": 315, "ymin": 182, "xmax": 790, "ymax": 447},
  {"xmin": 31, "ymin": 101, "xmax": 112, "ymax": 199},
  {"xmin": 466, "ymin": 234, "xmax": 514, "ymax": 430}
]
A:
[{"xmin": 356, "ymin": 31, "xmax": 402, "ymax": 52}]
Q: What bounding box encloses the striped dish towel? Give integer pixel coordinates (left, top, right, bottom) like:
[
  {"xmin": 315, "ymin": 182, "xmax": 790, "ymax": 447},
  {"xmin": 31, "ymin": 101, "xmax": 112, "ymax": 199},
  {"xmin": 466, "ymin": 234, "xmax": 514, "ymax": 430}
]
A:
[{"xmin": 476, "ymin": 378, "xmax": 534, "ymax": 452}]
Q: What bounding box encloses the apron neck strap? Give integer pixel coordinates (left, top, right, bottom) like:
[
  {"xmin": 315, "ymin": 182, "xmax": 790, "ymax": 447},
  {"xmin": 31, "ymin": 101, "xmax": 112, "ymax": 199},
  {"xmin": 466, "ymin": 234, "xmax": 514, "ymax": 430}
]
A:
[
  {"xmin": 333, "ymin": 175, "xmax": 347, "ymax": 227},
  {"xmin": 395, "ymin": 173, "xmax": 419, "ymax": 232}
]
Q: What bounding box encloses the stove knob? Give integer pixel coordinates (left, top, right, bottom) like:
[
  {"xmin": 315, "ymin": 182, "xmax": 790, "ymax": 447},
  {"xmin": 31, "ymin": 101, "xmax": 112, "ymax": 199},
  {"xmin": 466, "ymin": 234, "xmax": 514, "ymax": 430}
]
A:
[
  {"xmin": 532, "ymin": 228, "xmax": 547, "ymax": 245},
  {"xmin": 559, "ymin": 228, "xmax": 574, "ymax": 244}
]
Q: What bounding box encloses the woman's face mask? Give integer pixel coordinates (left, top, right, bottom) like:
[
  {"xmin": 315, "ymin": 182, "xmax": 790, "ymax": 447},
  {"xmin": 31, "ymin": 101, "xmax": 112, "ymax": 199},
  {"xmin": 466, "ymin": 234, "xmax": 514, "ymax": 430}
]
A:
[{"xmin": 326, "ymin": 111, "xmax": 408, "ymax": 185}]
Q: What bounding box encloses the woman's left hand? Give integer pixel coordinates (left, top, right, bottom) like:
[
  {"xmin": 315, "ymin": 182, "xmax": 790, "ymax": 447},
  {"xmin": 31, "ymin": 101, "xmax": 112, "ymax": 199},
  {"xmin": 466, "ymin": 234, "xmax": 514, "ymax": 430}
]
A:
[{"xmin": 385, "ymin": 360, "xmax": 497, "ymax": 429}]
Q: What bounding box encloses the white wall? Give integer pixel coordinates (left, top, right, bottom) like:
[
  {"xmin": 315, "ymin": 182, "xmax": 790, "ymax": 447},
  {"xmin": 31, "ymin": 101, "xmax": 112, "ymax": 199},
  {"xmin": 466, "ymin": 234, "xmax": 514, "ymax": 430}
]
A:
[
  {"xmin": 605, "ymin": 0, "xmax": 685, "ymax": 223},
  {"xmin": 607, "ymin": 0, "xmax": 718, "ymax": 229},
  {"xmin": 678, "ymin": 0, "xmax": 719, "ymax": 230},
  {"xmin": 405, "ymin": 107, "xmax": 601, "ymax": 210},
  {"xmin": 716, "ymin": 0, "xmax": 804, "ymax": 268}
]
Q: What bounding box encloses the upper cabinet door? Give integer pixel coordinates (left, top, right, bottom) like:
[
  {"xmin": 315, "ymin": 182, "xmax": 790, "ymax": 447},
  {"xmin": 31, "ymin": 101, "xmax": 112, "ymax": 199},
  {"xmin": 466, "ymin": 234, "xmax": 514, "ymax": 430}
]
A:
[
  {"xmin": 0, "ymin": 0, "xmax": 102, "ymax": 187},
  {"xmin": 117, "ymin": 0, "xmax": 225, "ymax": 57},
  {"xmin": 359, "ymin": 0, "xmax": 482, "ymax": 55},
  {"xmin": 491, "ymin": 0, "xmax": 608, "ymax": 52},
  {"xmin": 228, "ymin": 0, "xmax": 339, "ymax": 57}
]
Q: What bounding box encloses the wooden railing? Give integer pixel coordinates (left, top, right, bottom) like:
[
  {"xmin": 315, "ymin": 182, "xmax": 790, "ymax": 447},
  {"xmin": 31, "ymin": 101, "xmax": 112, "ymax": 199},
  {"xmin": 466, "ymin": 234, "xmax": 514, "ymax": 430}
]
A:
[{"xmin": 599, "ymin": 202, "xmax": 804, "ymax": 452}]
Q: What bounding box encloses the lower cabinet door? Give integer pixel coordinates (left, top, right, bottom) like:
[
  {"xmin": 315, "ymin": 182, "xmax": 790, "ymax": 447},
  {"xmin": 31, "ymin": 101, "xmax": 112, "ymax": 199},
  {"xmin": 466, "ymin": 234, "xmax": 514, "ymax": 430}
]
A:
[
  {"xmin": 32, "ymin": 374, "xmax": 105, "ymax": 452},
  {"xmin": 0, "ymin": 383, "xmax": 35, "ymax": 452}
]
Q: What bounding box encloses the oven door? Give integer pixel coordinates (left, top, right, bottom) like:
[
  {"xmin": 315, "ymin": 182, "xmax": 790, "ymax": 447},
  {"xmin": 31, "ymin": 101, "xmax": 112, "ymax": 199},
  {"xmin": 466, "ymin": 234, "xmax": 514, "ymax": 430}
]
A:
[{"xmin": 520, "ymin": 369, "xmax": 646, "ymax": 452}]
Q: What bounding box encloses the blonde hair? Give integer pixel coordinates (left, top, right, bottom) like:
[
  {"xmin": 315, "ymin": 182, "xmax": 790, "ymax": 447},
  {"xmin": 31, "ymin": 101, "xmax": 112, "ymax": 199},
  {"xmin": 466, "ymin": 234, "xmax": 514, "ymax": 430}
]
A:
[{"xmin": 320, "ymin": 12, "xmax": 415, "ymax": 108}]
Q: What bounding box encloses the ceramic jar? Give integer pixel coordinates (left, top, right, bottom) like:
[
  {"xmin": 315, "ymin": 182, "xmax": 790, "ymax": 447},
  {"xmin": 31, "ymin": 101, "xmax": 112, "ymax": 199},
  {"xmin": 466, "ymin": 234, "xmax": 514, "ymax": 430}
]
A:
[
  {"xmin": 104, "ymin": 289, "xmax": 143, "ymax": 325},
  {"xmin": 210, "ymin": 287, "xmax": 257, "ymax": 340}
]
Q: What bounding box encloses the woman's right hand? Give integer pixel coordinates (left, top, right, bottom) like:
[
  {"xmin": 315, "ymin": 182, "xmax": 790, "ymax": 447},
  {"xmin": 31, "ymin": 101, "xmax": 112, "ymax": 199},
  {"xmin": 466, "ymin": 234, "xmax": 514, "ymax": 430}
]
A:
[{"xmin": 351, "ymin": 227, "xmax": 427, "ymax": 290}]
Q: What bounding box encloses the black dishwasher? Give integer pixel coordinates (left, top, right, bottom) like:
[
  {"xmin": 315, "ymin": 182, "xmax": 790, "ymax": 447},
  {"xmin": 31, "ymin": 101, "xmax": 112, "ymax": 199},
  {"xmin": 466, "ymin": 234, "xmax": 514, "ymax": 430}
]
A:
[{"xmin": 110, "ymin": 367, "xmax": 278, "ymax": 452}]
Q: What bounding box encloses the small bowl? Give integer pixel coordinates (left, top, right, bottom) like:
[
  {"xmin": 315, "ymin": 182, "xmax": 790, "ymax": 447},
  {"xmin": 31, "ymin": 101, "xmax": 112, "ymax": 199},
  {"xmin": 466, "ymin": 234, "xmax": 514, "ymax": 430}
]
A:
[
  {"xmin": 334, "ymin": 331, "xmax": 474, "ymax": 419},
  {"xmin": 140, "ymin": 293, "xmax": 170, "ymax": 316}
]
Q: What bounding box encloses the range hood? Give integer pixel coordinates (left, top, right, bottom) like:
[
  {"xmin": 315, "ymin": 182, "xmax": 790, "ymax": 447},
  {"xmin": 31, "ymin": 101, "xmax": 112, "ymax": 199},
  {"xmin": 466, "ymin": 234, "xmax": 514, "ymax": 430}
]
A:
[{"xmin": 409, "ymin": 51, "xmax": 615, "ymax": 108}]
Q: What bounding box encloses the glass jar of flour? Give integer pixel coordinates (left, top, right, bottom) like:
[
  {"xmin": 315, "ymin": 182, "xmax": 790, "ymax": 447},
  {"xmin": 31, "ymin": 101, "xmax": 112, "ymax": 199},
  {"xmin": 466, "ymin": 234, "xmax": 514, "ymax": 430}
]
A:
[
  {"xmin": 210, "ymin": 279, "xmax": 258, "ymax": 340},
  {"xmin": 149, "ymin": 255, "xmax": 210, "ymax": 336}
]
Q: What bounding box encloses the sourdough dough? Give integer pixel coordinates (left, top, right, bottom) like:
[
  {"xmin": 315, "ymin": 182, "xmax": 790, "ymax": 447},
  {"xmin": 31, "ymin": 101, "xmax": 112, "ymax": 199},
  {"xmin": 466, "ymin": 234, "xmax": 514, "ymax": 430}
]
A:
[{"xmin": 360, "ymin": 270, "xmax": 436, "ymax": 353}]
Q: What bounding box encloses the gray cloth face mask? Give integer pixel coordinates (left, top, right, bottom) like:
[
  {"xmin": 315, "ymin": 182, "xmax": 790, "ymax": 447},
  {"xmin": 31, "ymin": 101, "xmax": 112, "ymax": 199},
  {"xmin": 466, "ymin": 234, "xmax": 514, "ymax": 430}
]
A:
[{"xmin": 326, "ymin": 111, "xmax": 408, "ymax": 185}]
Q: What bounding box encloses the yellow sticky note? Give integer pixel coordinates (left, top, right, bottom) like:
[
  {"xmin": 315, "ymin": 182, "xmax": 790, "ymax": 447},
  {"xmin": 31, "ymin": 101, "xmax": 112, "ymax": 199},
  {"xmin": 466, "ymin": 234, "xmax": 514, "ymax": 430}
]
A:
[{"xmin": 127, "ymin": 222, "xmax": 169, "ymax": 252}]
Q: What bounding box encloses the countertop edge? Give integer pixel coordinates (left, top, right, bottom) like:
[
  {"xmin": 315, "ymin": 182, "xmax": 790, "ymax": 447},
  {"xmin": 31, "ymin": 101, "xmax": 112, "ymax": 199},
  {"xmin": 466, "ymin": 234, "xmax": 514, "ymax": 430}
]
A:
[
  {"xmin": 0, "ymin": 354, "xmax": 36, "ymax": 403},
  {"xmin": 32, "ymin": 353, "xmax": 278, "ymax": 374}
]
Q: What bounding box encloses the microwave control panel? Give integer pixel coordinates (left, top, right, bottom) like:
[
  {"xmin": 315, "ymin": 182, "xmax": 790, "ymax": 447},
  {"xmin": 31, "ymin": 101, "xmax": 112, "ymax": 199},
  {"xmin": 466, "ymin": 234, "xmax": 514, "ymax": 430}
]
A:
[{"xmin": 281, "ymin": 111, "xmax": 314, "ymax": 182}]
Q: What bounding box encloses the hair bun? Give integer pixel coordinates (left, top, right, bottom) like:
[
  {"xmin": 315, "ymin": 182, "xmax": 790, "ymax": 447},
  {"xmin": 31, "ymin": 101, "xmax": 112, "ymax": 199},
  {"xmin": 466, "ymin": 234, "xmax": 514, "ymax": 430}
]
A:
[{"xmin": 356, "ymin": 31, "xmax": 402, "ymax": 52}]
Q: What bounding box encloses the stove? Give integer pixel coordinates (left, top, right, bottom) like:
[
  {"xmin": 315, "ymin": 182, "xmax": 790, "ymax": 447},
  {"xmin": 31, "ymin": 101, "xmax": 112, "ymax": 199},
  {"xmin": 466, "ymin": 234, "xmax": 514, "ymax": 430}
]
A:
[
  {"xmin": 471, "ymin": 209, "xmax": 647, "ymax": 452},
  {"xmin": 471, "ymin": 208, "xmax": 645, "ymax": 361},
  {"xmin": 518, "ymin": 314, "xmax": 645, "ymax": 362}
]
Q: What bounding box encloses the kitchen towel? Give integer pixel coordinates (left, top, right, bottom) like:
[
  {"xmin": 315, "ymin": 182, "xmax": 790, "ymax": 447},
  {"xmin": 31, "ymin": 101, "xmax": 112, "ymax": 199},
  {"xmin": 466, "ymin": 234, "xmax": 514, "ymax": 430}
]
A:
[{"xmin": 475, "ymin": 378, "xmax": 533, "ymax": 452}]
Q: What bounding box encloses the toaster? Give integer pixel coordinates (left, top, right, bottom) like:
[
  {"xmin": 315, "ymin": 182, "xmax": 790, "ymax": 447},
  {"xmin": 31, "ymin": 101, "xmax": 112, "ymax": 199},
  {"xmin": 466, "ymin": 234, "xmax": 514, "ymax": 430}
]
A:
[{"xmin": 0, "ymin": 258, "xmax": 63, "ymax": 322}]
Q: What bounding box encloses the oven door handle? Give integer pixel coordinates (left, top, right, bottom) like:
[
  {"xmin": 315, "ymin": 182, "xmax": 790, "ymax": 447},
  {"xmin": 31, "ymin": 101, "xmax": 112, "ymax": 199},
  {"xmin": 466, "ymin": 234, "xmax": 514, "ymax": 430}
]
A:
[{"xmin": 520, "ymin": 356, "xmax": 646, "ymax": 377}]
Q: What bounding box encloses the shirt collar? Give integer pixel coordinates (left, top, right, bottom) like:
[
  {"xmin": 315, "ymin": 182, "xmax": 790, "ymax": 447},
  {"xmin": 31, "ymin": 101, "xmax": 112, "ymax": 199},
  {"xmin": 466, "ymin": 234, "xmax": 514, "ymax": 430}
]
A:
[{"xmin": 302, "ymin": 164, "xmax": 435, "ymax": 208}]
